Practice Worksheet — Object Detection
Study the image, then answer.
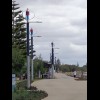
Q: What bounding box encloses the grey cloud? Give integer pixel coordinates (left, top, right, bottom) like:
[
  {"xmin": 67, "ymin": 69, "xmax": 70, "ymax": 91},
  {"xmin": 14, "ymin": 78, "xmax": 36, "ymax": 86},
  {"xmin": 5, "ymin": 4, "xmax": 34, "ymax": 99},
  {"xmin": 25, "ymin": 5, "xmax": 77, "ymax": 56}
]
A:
[
  {"xmin": 15, "ymin": 0, "xmax": 87, "ymax": 66},
  {"xmin": 70, "ymin": 17, "xmax": 87, "ymax": 29}
]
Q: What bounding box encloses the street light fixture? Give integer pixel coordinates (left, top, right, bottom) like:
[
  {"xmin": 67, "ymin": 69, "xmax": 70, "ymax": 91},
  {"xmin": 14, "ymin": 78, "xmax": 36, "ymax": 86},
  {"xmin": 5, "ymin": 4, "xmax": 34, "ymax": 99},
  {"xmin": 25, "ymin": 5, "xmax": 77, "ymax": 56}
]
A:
[
  {"xmin": 54, "ymin": 48, "xmax": 59, "ymax": 49},
  {"xmin": 22, "ymin": 21, "xmax": 42, "ymax": 24},
  {"xmin": 26, "ymin": 8, "xmax": 42, "ymax": 89},
  {"xmin": 51, "ymin": 42, "xmax": 60, "ymax": 78},
  {"xmin": 26, "ymin": 8, "xmax": 30, "ymax": 89},
  {"xmin": 33, "ymin": 36, "xmax": 42, "ymax": 37},
  {"xmin": 30, "ymin": 28, "xmax": 41, "ymax": 81},
  {"xmin": 29, "ymin": 21, "xmax": 42, "ymax": 23},
  {"xmin": 55, "ymin": 53, "xmax": 59, "ymax": 54}
]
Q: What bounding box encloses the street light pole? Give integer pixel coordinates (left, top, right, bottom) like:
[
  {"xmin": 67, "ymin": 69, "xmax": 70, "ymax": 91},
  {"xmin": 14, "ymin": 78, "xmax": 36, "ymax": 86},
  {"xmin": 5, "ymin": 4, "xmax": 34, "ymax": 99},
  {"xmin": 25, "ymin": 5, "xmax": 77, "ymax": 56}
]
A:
[
  {"xmin": 26, "ymin": 8, "xmax": 30, "ymax": 89},
  {"xmin": 55, "ymin": 57, "xmax": 56, "ymax": 72},
  {"xmin": 30, "ymin": 28, "xmax": 41, "ymax": 81},
  {"xmin": 51, "ymin": 42, "xmax": 54, "ymax": 78},
  {"xmin": 30, "ymin": 28, "xmax": 34, "ymax": 81}
]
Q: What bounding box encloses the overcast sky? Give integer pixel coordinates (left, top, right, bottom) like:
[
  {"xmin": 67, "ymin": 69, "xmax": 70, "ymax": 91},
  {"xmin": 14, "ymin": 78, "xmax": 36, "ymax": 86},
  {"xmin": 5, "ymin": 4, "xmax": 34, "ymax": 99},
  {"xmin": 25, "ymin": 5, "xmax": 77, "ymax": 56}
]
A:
[{"xmin": 15, "ymin": 0, "xmax": 87, "ymax": 67}]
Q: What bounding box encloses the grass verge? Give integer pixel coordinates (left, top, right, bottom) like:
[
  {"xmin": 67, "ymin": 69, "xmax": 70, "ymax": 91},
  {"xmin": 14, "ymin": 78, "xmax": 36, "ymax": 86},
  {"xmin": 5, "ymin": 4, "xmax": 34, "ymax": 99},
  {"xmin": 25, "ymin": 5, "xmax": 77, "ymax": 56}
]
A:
[{"xmin": 13, "ymin": 80, "xmax": 48, "ymax": 100}]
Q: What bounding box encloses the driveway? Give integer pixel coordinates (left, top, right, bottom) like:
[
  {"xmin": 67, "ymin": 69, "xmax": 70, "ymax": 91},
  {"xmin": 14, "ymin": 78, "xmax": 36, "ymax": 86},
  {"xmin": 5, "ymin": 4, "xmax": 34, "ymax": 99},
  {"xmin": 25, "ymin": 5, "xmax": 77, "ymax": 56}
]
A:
[{"xmin": 31, "ymin": 72, "xmax": 87, "ymax": 100}]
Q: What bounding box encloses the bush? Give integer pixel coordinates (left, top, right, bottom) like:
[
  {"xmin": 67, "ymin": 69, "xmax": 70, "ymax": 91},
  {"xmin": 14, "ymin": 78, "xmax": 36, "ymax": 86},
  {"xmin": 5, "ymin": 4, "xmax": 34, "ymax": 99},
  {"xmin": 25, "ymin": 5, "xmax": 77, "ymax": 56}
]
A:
[
  {"xmin": 12, "ymin": 80, "xmax": 48, "ymax": 100},
  {"xmin": 16, "ymin": 80, "xmax": 38, "ymax": 90},
  {"xmin": 12, "ymin": 90, "xmax": 29, "ymax": 100},
  {"xmin": 16, "ymin": 80, "xmax": 27, "ymax": 90},
  {"xmin": 12, "ymin": 90, "xmax": 48, "ymax": 100}
]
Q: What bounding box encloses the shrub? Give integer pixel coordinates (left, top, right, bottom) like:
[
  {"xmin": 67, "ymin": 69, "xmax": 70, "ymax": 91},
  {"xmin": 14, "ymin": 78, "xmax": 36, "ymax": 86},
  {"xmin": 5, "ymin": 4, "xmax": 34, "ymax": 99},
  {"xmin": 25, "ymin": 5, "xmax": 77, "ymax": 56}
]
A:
[
  {"xmin": 12, "ymin": 80, "xmax": 48, "ymax": 100},
  {"xmin": 12, "ymin": 90, "xmax": 48, "ymax": 100}
]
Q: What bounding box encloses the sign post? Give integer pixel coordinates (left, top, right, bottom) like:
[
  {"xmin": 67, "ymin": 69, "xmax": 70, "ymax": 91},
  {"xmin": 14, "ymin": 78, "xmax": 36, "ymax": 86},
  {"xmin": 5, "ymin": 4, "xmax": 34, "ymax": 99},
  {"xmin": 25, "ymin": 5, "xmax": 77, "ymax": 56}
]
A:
[{"xmin": 12, "ymin": 74, "xmax": 16, "ymax": 92}]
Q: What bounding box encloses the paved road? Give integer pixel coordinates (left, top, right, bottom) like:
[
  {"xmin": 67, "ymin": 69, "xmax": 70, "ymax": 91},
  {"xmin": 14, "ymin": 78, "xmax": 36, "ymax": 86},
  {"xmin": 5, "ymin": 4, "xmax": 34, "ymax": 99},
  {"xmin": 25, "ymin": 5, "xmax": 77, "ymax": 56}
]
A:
[{"xmin": 31, "ymin": 73, "xmax": 87, "ymax": 100}]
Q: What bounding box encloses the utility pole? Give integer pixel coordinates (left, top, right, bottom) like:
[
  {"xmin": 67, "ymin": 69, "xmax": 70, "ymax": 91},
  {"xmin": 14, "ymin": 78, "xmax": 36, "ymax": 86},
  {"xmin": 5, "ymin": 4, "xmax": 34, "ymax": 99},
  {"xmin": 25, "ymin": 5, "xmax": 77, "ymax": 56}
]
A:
[
  {"xmin": 30, "ymin": 28, "xmax": 34, "ymax": 81},
  {"xmin": 50, "ymin": 53, "xmax": 52, "ymax": 63},
  {"xmin": 51, "ymin": 42, "xmax": 54, "ymax": 78},
  {"xmin": 55, "ymin": 57, "xmax": 56, "ymax": 72},
  {"xmin": 49, "ymin": 53, "xmax": 52, "ymax": 79},
  {"xmin": 30, "ymin": 28, "xmax": 41, "ymax": 81},
  {"xmin": 26, "ymin": 8, "xmax": 30, "ymax": 89},
  {"xmin": 25, "ymin": 8, "xmax": 42, "ymax": 88}
]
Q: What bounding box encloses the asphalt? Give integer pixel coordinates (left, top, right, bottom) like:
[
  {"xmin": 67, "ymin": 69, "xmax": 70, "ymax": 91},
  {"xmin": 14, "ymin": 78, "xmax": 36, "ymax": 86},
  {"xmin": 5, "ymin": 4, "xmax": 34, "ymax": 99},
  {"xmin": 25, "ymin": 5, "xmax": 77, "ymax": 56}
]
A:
[{"xmin": 31, "ymin": 72, "xmax": 87, "ymax": 100}]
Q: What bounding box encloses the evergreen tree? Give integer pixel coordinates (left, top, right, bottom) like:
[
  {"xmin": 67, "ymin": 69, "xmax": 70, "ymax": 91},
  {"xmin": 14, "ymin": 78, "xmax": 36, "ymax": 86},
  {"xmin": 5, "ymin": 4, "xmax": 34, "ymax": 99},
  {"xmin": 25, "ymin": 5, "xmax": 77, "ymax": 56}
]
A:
[
  {"xmin": 12, "ymin": 0, "xmax": 26, "ymax": 57},
  {"xmin": 12, "ymin": 0, "xmax": 27, "ymax": 76},
  {"xmin": 12, "ymin": 47, "xmax": 25, "ymax": 76}
]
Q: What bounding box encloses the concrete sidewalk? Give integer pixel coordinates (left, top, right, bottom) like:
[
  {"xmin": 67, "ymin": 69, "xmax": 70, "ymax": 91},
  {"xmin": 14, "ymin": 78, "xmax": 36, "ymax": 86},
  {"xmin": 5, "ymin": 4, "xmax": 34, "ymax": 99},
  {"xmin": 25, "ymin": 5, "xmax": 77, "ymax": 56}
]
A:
[{"xmin": 31, "ymin": 73, "xmax": 87, "ymax": 100}]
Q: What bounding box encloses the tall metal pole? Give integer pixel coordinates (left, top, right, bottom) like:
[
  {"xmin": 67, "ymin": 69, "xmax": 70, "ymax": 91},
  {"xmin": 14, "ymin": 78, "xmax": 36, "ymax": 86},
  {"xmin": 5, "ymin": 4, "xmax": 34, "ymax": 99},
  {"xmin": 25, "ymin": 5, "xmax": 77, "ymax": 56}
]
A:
[
  {"xmin": 30, "ymin": 28, "xmax": 34, "ymax": 81},
  {"xmin": 50, "ymin": 53, "xmax": 52, "ymax": 63},
  {"xmin": 51, "ymin": 42, "xmax": 54, "ymax": 78},
  {"xmin": 49, "ymin": 53, "xmax": 52, "ymax": 79},
  {"xmin": 26, "ymin": 8, "xmax": 30, "ymax": 88},
  {"xmin": 55, "ymin": 57, "xmax": 56, "ymax": 72}
]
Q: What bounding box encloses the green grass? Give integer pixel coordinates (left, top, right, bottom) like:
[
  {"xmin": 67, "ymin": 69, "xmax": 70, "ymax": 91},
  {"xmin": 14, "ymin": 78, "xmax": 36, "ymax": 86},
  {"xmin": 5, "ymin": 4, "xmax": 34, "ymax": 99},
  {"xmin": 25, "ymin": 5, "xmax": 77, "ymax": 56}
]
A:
[
  {"xmin": 74, "ymin": 77, "xmax": 87, "ymax": 81},
  {"xmin": 13, "ymin": 79, "xmax": 48, "ymax": 100},
  {"xmin": 16, "ymin": 79, "xmax": 43, "ymax": 90},
  {"xmin": 12, "ymin": 90, "xmax": 48, "ymax": 100}
]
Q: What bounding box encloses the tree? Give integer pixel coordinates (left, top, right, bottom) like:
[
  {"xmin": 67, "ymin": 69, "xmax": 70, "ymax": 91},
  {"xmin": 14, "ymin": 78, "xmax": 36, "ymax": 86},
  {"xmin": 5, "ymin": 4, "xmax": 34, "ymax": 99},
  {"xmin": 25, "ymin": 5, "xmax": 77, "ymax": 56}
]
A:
[
  {"xmin": 59, "ymin": 64, "xmax": 70, "ymax": 72},
  {"xmin": 56, "ymin": 59, "xmax": 61, "ymax": 72},
  {"xmin": 33, "ymin": 55, "xmax": 45, "ymax": 78},
  {"xmin": 12, "ymin": 1, "xmax": 27, "ymax": 77},
  {"xmin": 77, "ymin": 62, "xmax": 79, "ymax": 67},
  {"xmin": 12, "ymin": 47, "xmax": 25, "ymax": 77},
  {"xmin": 59, "ymin": 63, "xmax": 82, "ymax": 72},
  {"xmin": 12, "ymin": 0, "xmax": 26, "ymax": 58},
  {"xmin": 81, "ymin": 63, "xmax": 87, "ymax": 72}
]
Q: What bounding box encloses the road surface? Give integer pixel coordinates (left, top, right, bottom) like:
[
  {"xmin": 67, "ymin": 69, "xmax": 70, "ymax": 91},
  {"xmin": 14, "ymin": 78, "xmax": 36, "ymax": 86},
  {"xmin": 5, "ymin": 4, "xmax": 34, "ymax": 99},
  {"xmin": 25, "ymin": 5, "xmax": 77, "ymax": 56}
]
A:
[{"xmin": 31, "ymin": 73, "xmax": 87, "ymax": 100}]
